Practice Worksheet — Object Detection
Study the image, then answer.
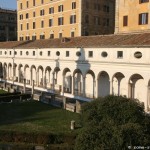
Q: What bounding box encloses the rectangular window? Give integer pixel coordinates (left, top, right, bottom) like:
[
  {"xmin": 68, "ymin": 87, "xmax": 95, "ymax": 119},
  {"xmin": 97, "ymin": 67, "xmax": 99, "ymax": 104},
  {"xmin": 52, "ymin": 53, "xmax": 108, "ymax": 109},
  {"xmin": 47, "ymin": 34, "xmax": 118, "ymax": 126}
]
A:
[
  {"xmin": 72, "ymin": 2, "xmax": 76, "ymax": 9},
  {"xmin": 20, "ymin": 3, "xmax": 22, "ymax": 9},
  {"xmin": 49, "ymin": 7, "xmax": 54, "ymax": 14},
  {"xmin": 70, "ymin": 15, "xmax": 76, "ymax": 24},
  {"xmin": 41, "ymin": 0, "xmax": 44, "ymax": 4},
  {"xmin": 32, "ymin": 36, "xmax": 36, "ymax": 40},
  {"xmin": 26, "ymin": 1, "xmax": 29, "ymax": 8},
  {"xmin": 33, "ymin": 22, "xmax": 35, "ymax": 29},
  {"xmin": 33, "ymin": 51, "xmax": 35, "ymax": 56},
  {"xmin": 123, "ymin": 16, "xmax": 128, "ymax": 26},
  {"xmin": 20, "ymin": 24, "xmax": 23, "ymax": 30},
  {"xmin": 88, "ymin": 51, "xmax": 93, "ymax": 58},
  {"xmin": 10, "ymin": 51, "xmax": 11, "ymax": 55},
  {"xmin": 94, "ymin": 16, "xmax": 100, "ymax": 25},
  {"xmin": 58, "ymin": 5, "xmax": 63, "ymax": 12},
  {"xmin": 139, "ymin": 13, "xmax": 148, "ymax": 25},
  {"xmin": 48, "ymin": 51, "xmax": 51, "ymax": 56},
  {"xmin": 33, "ymin": 0, "xmax": 35, "ymax": 6},
  {"xmin": 139, "ymin": 0, "xmax": 149, "ymax": 3},
  {"xmin": 71, "ymin": 32, "xmax": 75, "ymax": 37},
  {"xmin": 66, "ymin": 51, "xmax": 69, "ymax": 57},
  {"xmin": 117, "ymin": 51, "xmax": 123, "ymax": 58},
  {"xmin": 58, "ymin": 17, "xmax": 64, "ymax": 25},
  {"xmin": 20, "ymin": 51, "xmax": 22, "ymax": 55},
  {"xmin": 50, "ymin": 34, "xmax": 54, "ymax": 39},
  {"xmin": 40, "ymin": 9, "xmax": 45, "ymax": 16},
  {"xmin": 41, "ymin": 20, "xmax": 44, "ymax": 28},
  {"xmin": 27, "ymin": 23, "xmax": 29, "ymax": 30},
  {"xmin": 59, "ymin": 33, "xmax": 62, "ymax": 38},
  {"xmin": 40, "ymin": 35, "xmax": 45, "ymax": 39},
  {"xmin": 49, "ymin": 19, "xmax": 53, "ymax": 27},
  {"xmin": 26, "ymin": 13, "xmax": 29, "ymax": 19},
  {"xmin": 33, "ymin": 11, "xmax": 36, "ymax": 17}
]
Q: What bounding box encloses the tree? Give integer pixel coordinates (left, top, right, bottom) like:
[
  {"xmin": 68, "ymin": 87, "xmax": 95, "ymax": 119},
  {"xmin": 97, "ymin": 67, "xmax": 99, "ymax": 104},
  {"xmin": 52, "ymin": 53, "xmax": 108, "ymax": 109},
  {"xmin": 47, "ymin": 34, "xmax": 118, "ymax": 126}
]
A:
[{"xmin": 75, "ymin": 95, "xmax": 150, "ymax": 150}]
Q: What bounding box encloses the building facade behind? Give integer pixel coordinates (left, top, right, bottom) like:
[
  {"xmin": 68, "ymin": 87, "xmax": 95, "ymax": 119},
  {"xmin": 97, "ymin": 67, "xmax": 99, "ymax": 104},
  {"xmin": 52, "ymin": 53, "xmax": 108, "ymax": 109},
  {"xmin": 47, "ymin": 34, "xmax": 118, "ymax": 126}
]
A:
[
  {"xmin": 115, "ymin": 0, "xmax": 150, "ymax": 33},
  {"xmin": 17, "ymin": 0, "xmax": 115, "ymax": 41},
  {"xmin": 0, "ymin": 8, "xmax": 17, "ymax": 41}
]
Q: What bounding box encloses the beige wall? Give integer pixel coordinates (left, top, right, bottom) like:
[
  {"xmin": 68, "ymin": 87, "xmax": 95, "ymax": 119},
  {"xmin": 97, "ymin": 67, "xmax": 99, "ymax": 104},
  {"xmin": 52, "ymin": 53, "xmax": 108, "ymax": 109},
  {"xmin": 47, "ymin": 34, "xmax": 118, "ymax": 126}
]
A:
[
  {"xmin": 116, "ymin": 0, "xmax": 150, "ymax": 33},
  {"xmin": 17, "ymin": 0, "xmax": 81, "ymax": 40},
  {"xmin": 17, "ymin": 0, "xmax": 115, "ymax": 41}
]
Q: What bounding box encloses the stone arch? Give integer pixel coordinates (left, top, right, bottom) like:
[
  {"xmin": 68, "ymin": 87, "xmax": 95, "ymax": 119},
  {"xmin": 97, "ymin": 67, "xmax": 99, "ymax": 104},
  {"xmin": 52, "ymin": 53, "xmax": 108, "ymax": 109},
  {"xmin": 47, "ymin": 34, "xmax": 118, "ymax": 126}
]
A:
[
  {"xmin": 3, "ymin": 63, "xmax": 7, "ymax": 79},
  {"xmin": 85, "ymin": 69, "xmax": 95, "ymax": 98},
  {"xmin": 37, "ymin": 65, "xmax": 44, "ymax": 87},
  {"xmin": 63, "ymin": 68, "xmax": 71, "ymax": 93},
  {"xmin": 73, "ymin": 69, "xmax": 83, "ymax": 96},
  {"xmin": 30, "ymin": 65, "xmax": 36, "ymax": 86},
  {"xmin": 45, "ymin": 66, "xmax": 51, "ymax": 88},
  {"xmin": 128, "ymin": 73, "xmax": 144, "ymax": 99},
  {"xmin": 97, "ymin": 71, "xmax": 110, "ymax": 97},
  {"xmin": 18, "ymin": 64, "xmax": 23, "ymax": 83},
  {"xmin": 112, "ymin": 72, "xmax": 125, "ymax": 96},
  {"xmin": 24, "ymin": 64, "xmax": 30, "ymax": 84},
  {"xmin": 8, "ymin": 63, "xmax": 12, "ymax": 80}
]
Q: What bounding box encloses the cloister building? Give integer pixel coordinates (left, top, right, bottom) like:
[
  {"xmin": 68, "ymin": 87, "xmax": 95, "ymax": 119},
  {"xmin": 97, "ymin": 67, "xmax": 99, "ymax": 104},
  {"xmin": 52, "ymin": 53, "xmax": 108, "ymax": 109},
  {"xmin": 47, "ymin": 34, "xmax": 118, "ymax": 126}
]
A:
[
  {"xmin": 0, "ymin": 33, "xmax": 150, "ymax": 112},
  {"xmin": 17, "ymin": 0, "xmax": 115, "ymax": 41}
]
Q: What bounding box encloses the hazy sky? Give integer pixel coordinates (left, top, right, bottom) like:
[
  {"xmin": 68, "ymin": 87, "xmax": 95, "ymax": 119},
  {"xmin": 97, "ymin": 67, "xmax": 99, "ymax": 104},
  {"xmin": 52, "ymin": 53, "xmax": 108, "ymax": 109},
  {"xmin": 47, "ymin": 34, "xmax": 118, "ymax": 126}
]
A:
[{"xmin": 0, "ymin": 0, "xmax": 17, "ymax": 10}]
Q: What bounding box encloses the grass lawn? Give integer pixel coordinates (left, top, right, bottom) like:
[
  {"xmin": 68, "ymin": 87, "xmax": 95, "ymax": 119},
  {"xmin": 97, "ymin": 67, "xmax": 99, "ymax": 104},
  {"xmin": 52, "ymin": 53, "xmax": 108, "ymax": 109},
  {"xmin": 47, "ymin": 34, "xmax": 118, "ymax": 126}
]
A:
[
  {"xmin": 0, "ymin": 101, "xmax": 81, "ymax": 134},
  {"xmin": 0, "ymin": 89, "xmax": 7, "ymax": 94}
]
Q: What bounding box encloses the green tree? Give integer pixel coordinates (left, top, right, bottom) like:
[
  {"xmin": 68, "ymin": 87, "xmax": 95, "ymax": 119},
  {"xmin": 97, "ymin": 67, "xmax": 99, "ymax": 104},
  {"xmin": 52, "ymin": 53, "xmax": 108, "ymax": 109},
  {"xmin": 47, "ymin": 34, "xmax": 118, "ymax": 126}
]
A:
[{"xmin": 75, "ymin": 95, "xmax": 150, "ymax": 150}]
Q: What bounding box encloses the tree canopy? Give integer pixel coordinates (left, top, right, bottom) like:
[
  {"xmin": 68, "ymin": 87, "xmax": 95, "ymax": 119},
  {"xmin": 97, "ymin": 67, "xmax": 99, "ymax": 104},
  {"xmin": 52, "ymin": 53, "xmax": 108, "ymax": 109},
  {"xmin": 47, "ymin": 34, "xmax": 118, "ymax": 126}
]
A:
[{"xmin": 75, "ymin": 95, "xmax": 150, "ymax": 150}]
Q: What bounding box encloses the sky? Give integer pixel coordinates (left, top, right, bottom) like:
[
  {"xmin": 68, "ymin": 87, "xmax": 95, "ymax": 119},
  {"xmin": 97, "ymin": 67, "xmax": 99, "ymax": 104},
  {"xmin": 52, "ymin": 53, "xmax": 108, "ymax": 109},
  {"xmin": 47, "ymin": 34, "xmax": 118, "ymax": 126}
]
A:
[{"xmin": 0, "ymin": 0, "xmax": 17, "ymax": 10}]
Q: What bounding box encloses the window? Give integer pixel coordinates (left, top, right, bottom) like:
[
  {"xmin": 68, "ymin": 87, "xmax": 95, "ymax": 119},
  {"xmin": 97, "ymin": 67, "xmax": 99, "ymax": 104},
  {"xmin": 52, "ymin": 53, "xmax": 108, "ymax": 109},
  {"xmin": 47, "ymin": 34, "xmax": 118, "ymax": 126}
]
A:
[
  {"xmin": 134, "ymin": 51, "xmax": 142, "ymax": 59},
  {"xmin": 50, "ymin": 34, "xmax": 54, "ymax": 39},
  {"xmin": 41, "ymin": 20, "xmax": 44, "ymax": 28},
  {"xmin": 117, "ymin": 51, "xmax": 123, "ymax": 58},
  {"xmin": 26, "ymin": 13, "xmax": 29, "ymax": 19},
  {"xmin": 20, "ymin": 3, "xmax": 22, "ymax": 9},
  {"xmin": 10, "ymin": 51, "xmax": 11, "ymax": 55},
  {"xmin": 103, "ymin": 5, "xmax": 109, "ymax": 12},
  {"xmin": 40, "ymin": 51, "xmax": 42, "ymax": 56},
  {"xmin": 71, "ymin": 32, "xmax": 75, "ymax": 37},
  {"xmin": 33, "ymin": 51, "xmax": 35, "ymax": 56},
  {"xmin": 72, "ymin": 2, "xmax": 76, "ymax": 9},
  {"xmin": 123, "ymin": 16, "xmax": 128, "ymax": 26},
  {"xmin": 66, "ymin": 51, "xmax": 69, "ymax": 57},
  {"xmin": 40, "ymin": 9, "xmax": 45, "ymax": 16},
  {"xmin": 58, "ymin": 17, "xmax": 64, "ymax": 25},
  {"xmin": 48, "ymin": 51, "xmax": 51, "ymax": 56},
  {"xmin": 26, "ymin": 36, "xmax": 30, "ymax": 40},
  {"xmin": 94, "ymin": 16, "xmax": 100, "ymax": 25},
  {"xmin": 40, "ymin": 35, "xmax": 45, "ymax": 39},
  {"xmin": 49, "ymin": 7, "xmax": 54, "ymax": 14},
  {"xmin": 33, "ymin": 22, "xmax": 36, "ymax": 29},
  {"xmin": 70, "ymin": 15, "xmax": 76, "ymax": 24},
  {"xmin": 32, "ymin": 36, "xmax": 36, "ymax": 40},
  {"xmin": 33, "ymin": 11, "xmax": 36, "ymax": 17},
  {"xmin": 41, "ymin": 0, "xmax": 44, "ymax": 4},
  {"xmin": 139, "ymin": 13, "xmax": 148, "ymax": 25},
  {"xmin": 59, "ymin": 33, "xmax": 62, "ymax": 38},
  {"xmin": 101, "ymin": 51, "xmax": 108, "ymax": 58},
  {"xmin": 26, "ymin": 23, "xmax": 29, "ymax": 30},
  {"xmin": 88, "ymin": 51, "xmax": 93, "ymax": 58},
  {"xmin": 20, "ymin": 37, "xmax": 24, "ymax": 41},
  {"xmin": 56, "ymin": 51, "xmax": 60, "ymax": 56},
  {"xmin": 58, "ymin": 5, "xmax": 63, "ymax": 12},
  {"xmin": 139, "ymin": 0, "xmax": 149, "ymax": 3},
  {"xmin": 49, "ymin": 19, "xmax": 53, "ymax": 27},
  {"xmin": 103, "ymin": 18, "xmax": 109, "ymax": 26},
  {"xmin": 20, "ymin": 24, "xmax": 23, "ymax": 30},
  {"xmin": 20, "ymin": 14, "xmax": 23, "ymax": 20},
  {"xmin": 85, "ymin": 15, "xmax": 89, "ymax": 24},
  {"xmin": 20, "ymin": 51, "xmax": 22, "ymax": 55},
  {"xmin": 26, "ymin": 51, "xmax": 29, "ymax": 55},
  {"xmin": 33, "ymin": 0, "xmax": 35, "ymax": 6},
  {"xmin": 26, "ymin": 1, "xmax": 29, "ymax": 8}
]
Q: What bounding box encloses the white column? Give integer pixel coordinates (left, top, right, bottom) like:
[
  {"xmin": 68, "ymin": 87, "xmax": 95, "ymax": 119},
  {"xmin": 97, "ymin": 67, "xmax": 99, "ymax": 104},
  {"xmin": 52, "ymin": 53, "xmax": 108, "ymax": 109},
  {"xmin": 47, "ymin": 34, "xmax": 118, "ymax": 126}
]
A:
[
  {"xmin": 62, "ymin": 75, "xmax": 65, "ymax": 93},
  {"xmin": 109, "ymin": 80, "xmax": 113, "ymax": 95},
  {"xmin": 72, "ymin": 76, "xmax": 74, "ymax": 95}
]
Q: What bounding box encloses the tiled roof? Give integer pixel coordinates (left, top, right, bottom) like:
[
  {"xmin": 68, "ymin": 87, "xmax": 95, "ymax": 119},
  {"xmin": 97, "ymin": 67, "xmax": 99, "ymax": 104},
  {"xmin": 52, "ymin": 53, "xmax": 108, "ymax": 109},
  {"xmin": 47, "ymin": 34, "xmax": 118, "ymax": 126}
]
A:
[{"xmin": 1, "ymin": 33, "xmax": 150, "ymax": 49}]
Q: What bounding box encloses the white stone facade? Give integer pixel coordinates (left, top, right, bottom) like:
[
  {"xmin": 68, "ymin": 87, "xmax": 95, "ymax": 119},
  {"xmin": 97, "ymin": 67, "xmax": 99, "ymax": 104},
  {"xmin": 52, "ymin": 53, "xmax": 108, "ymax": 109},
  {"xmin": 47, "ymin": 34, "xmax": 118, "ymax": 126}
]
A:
[{"xmin": 0, "ymin": 46, "xmax": 150, "ymax": 112}]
